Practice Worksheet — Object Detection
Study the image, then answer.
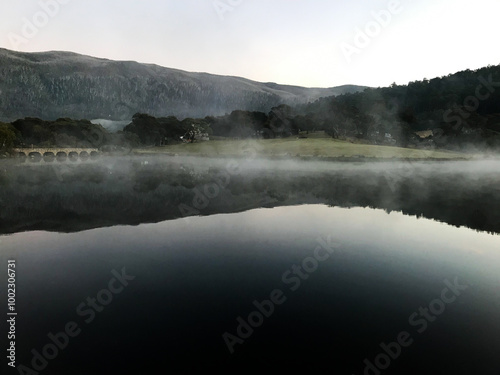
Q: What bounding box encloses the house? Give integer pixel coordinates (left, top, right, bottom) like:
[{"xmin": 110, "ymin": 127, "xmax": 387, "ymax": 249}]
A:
[{"xmin": 415, "ymin": 130, "xmax": 433, "ymax": 139}]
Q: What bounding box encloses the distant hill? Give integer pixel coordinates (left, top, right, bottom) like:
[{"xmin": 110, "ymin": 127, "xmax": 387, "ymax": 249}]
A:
[{"xmin": 0, "ymin": 48, "xmax": 366, "ymax": 121}]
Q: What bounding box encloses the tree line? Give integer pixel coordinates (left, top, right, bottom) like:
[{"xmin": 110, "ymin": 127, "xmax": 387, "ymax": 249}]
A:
[{"xmin": 2, "ymin": 64, "xmax": 500, "ymax": 154}]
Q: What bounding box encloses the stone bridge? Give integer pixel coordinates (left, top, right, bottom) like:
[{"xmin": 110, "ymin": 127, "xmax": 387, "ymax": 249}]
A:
[{"xmin": 14, "ymin": 148, "xmax": 100, "ymax": 163}]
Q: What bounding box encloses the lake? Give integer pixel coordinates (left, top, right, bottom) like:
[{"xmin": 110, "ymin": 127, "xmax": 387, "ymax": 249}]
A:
[{"xmin": 1, "ymin": 157, "xmax": 499, "ymax": 374}]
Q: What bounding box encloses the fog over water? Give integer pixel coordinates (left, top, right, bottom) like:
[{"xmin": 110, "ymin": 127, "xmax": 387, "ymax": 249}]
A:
[{"xmin": 1, "ymin": 156, "xmax": 500, "ymax": 234}]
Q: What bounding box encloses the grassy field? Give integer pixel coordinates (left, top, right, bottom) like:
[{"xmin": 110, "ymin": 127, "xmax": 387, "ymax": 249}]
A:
[{"xmin": 134, "ymin": 134, "xmax": 468, "ymax": 160}]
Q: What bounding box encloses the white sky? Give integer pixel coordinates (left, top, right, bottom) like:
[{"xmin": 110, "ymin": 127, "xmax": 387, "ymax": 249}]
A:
[{"xmin": 1, "ymin": 0, "xmax": 499, "ymax": 88}]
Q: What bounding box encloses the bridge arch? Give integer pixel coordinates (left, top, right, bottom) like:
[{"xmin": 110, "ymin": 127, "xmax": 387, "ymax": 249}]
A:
[
  {"xmin": 28, "ymin": 152, "xmax": 42, "ymax": 163},
  {"xmin": 80, "ymin": 151, "xmax": 89, "ymax": 161},
  {"xmin": 43, "ymin": 152, "xmax": 55, "ymax": 163},
  {"xmin": 56, "ymin": 152, "xmax": 67, "ymax": 162},
  {"xmin": 68, "ymin": 151, "xmax": 79, "ymax": 162}
]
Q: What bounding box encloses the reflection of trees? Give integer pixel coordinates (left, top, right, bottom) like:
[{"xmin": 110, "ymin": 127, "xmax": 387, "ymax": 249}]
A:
[{"xmin": 1, "ymin": 160, "xmax": 499, "ymax": 236}]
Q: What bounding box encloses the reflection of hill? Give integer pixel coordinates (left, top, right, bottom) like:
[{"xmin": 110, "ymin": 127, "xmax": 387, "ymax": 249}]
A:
[{"xmin": 1, "ymin": 157, "xmax": 499, "ymax": 235}]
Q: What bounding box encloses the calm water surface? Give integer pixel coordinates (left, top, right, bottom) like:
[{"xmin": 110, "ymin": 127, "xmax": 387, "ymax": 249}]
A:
[{"xmin": 1, "ymin": 204, "xmax": 499, "ymax": 374}]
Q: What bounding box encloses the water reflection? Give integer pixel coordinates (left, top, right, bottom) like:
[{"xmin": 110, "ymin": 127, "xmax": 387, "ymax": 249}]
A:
[
  {"xmin": 1, "ymin": 156, "xmax": 500, "ymax": 235},
  {"xmin": 0, "ymin": 205, "xmax": 499, "ymax": 373}
]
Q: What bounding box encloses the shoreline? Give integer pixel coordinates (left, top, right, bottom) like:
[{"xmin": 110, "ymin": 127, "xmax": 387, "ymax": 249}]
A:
[{"xmin": 131, "ymin": 150, "xmax": 472, "ymax": 163}]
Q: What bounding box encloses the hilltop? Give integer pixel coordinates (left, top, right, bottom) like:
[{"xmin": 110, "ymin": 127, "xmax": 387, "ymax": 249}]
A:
[{"xmin": 0, "ymin": 48, "xmax": 365, "ymax": 121}]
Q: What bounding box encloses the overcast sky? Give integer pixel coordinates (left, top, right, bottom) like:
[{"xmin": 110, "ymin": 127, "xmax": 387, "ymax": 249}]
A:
[{"xmin": 1, "ymin": 0, "xmax": 499, "ymax": 88}]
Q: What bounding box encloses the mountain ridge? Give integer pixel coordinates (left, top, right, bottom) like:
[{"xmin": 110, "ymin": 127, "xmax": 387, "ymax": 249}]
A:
[{"xmin": 0, "ymin": 48, "xmax": 366, "ymax": 121}]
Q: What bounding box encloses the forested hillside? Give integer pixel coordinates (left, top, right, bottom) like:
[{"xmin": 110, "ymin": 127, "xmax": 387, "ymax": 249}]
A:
[
  {"xmin": 2, "ymin": 62, "xmax": 500, "ymax": 152},
  {"xmin": 0, "ymin": 48, "xmax": 364, "ymax": 121},
  {"xmin": 296, "ymin": 65, "xmax": 500, "ymax": 148}
]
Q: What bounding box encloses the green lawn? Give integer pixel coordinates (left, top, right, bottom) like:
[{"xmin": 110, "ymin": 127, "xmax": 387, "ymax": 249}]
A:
[{"xmin": 134, "ymin": 137, "xmax": 467, "ymax": 160}]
